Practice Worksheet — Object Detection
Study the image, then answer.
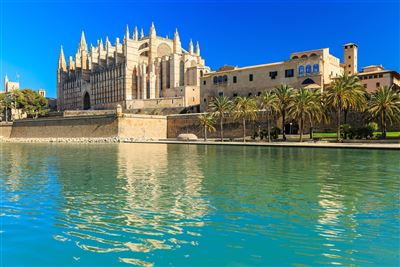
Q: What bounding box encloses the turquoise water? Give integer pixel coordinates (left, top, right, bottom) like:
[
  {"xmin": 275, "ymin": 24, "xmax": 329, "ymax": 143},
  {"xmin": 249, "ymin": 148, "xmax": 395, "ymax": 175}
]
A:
[{"xmin": 1, "ymin": 143, "xmax": 399, "ymax": 266}]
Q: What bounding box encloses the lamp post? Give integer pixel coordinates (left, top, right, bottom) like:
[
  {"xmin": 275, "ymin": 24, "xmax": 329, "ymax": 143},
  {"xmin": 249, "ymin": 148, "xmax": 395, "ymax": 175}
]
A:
[{"xmin": 289, "ymin": 122, "xmax": 293, "ymax": 135}]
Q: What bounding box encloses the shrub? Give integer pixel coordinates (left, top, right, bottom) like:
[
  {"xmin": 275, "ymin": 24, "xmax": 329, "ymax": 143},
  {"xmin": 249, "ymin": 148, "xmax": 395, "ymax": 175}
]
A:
[
  {"xmin": 271, "ymin": 127, "xmax": 281, "ymax": 140},
  {"xmin": 340, "ymin": 124, "xmax": 352, "ymax": 139},
  {"xmin": 367, "ymin": 122, "xmax": 379, "ymax": 132}
]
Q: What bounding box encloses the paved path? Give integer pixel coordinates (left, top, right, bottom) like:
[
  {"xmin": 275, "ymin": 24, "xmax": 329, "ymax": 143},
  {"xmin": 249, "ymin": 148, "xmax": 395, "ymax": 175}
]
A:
[{"xmin": 131, "ymin": 140, "xmax": 400, "ymax": 150}]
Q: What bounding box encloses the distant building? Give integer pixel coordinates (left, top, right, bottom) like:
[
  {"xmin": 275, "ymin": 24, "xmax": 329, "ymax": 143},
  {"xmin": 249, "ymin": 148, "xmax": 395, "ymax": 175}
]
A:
[
  {"xmin": 200, "ymin": 43, "xmax": 399, "ymax": 111},
  {"xmin": 46, "ymin": 97, "xmax": 57, "ymax": 111},
  {"xmin": 358, "ymin": 65, "xmax": 400, "ymax": 93},
  {"xmin": 3, "ymin": 75, "xmax": 20, "ymax": 92},
  {"xmin": 57, "ymin": 23, "xmax": 210, "ymax": 111},
  {"xmin": 38, "ymin": 89, "xmax": 46, "ymax": 97}
]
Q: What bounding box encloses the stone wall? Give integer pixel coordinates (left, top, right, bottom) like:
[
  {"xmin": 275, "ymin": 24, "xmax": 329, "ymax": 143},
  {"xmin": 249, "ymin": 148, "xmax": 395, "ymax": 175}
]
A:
[
  {"xmin": 4, "ymin": 114, "xmax": 168, "ymax": 140},
  {"xmin": 166, "ymin": 113, "xmax": 271, "ymax": 139},
  {"xmin": 10, "ymin": 115, "xmax": 119, "ymax": 138},
  {"xmin": 119, "ymin": 115, "xmax": 167, "ymax": 139},
  {"xmin": 63, "ymin": 110, "xmax": 116, "ymax": 117},
  {"xmin": 125, "ymin": 97, "xmax": 184, "ymax": 110},
  {"xmin": 0, "ymin": 123, "xmax": 13, "ymax": 138}
]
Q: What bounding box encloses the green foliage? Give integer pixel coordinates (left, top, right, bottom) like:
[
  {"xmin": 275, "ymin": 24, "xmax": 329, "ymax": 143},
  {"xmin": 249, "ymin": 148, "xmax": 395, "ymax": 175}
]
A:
[
  {"xmin": 366, "ymin": 122, "xmax": 379, "ymax": 132},
  {"xmin": 340, "ymin": 124, "xmax": 352, "ymax": 139},
  {"xmin": 288, "ymin": 88, "xmax": 322, "ymax": 141},
  {"xmin": 233, "ymin": 96, "xmax": 258, "ymax": 141},
  {"xmin": 325, "ymin": 73, "xmax": 366, "ymax": 140},
  {"xmin": 367, "ymin": 85, "xmax": 400, "ymax": 138},
  {"xmin": 209, "ymin": 96, "xmax": 232, "ymax": 141},
  {"xmin": 270, "ymin": 127, "xmax": 281, "ymax": 140},
  {"xmin": 17, "ymin": 89, "xmax": 49, "ymax": 118},
  {"xmin": 274, "ymin": 84, "xmax": 294, "ymax": 140},
  {"xmin": 198, "ymin": 113, "xmax": 216, "ymax": 141}
]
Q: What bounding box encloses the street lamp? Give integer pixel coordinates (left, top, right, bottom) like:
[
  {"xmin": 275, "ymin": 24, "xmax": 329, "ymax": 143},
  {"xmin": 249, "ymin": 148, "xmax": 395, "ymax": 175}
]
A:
[{"xmin": 289, "ymin": 122, "xmax": 293, "ymax": 135}]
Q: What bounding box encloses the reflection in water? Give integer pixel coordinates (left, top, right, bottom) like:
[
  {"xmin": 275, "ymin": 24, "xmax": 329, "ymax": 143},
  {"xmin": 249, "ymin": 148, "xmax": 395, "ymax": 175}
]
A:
[
  {"xmin": 1, "ymin": 144, "xmax": 399, "ymax": 266},
  {"xmin": 51, "ymin": 144, "xmax": 209, "ymax": 266}
]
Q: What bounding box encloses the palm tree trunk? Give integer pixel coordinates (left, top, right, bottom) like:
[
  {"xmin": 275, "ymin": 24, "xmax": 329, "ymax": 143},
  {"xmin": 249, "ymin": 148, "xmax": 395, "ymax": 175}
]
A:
[
  {"xmin": 220, "ymin": 116, "xmax": 223, "ymax": 141},
  {"xmin": 243, "ymin": 117, "xmax": 246, "ymax": 142},
  {"xmin": 382, "ymin": 110, "xmax": 387, "ymax": 139},
  {"xmin": 337, "ymin": 109, "xmax": 341, "ymax": 141},
  {"xmin": 204, "ymin": 127, "xmax": 207, "ymax": 141},
  {"xmin": 344, "ymin": 109, "xmax": 348, "ymax": 124},
  {"xmin": 267, "ymin": 112, "xmax": 271, "ymax": 142},
  {"xmin": 282, "ymin": 110, "xmax": 286, "ymax": 141},
  {"xmin": 299, "ymin": 116, "xmax": 304, "ymax": 142}
]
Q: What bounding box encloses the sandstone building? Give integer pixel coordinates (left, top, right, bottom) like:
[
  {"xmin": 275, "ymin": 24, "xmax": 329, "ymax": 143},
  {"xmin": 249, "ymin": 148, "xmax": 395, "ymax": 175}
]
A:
[
  {"xmin": 57, "ymin": 23, "xmax": 210, "ymax": 111},
  {"xmin": 200, "ymin": 43, "xmax": 399, "ymax": 111},
  {"xmin": 3, "ymin": 75, "xmax": 20, "ymax": 92},
  {"xmin": 358, "ymin": 65, "xmax": 400, "ymax": 93}
]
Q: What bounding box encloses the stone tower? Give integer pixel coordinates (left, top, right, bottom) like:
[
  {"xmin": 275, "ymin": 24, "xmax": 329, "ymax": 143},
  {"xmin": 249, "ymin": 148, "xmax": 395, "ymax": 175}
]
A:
[{"xmin": 343, "ymin": 43, "xmax": 358, "ymax": 75}]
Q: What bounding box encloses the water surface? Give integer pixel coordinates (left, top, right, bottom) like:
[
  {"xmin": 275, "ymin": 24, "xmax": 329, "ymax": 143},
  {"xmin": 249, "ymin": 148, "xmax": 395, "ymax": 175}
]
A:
[{"xmin": 1, "ymin": 143, "xmax": 399, "ymax": 266}]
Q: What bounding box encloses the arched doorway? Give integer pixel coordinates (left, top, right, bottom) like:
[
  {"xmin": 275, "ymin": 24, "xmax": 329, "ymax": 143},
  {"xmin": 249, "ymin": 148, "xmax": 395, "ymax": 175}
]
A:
[{"xmin": 83, "ymin": 92, "xmax": 91, "ymax": 110}]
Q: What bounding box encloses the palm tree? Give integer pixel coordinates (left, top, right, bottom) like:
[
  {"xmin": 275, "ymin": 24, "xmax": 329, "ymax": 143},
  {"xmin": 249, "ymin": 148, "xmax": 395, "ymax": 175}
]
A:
[
  {"xmin": 368, "ymin": 85, "xmax": 400, "ymax": 138},
  {"xmin": 308, "ymin": 90, "xmax": 327, "ymax": 139},
  {"xmin": 209, "ymin": 96, "xmax": 232, "ymax": 141},
  {"xmin": 288, "ymin": 88, "xmax": 322, "ymax": 142},
  {"xmin": 233, "ymin": 96, "xmax": 258, "ymax": 142},
  {"xmin": 197, "ymin": 113, "xmax": 216, "ymax": 141},
  {"xmin": 274, "ymin": 84, "xmax": 294, "ymax": 140},
  {"xmin": 325, "ymin": 73, "xmax": 366, "ymax": 141},
  {"xmin": 259, "ymin": 91, "xmax": 278, "ymax": 142}
]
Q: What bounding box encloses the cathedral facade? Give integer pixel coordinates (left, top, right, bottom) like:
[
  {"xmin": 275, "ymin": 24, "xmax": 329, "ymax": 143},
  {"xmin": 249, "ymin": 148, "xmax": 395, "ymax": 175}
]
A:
[{"xmin": 57, "ymin": 23, "xmax": 210, "ymax": 111}]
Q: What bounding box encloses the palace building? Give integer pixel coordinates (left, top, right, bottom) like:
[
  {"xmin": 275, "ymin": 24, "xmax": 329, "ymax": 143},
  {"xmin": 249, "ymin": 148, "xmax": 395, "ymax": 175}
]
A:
[
  {"xmin": 57, "ymin": 23, "xmax": 210, "ymax": 111},
  {"xmin": 200, "ymin": 43, "xmax": 400, "ymax": 111}
]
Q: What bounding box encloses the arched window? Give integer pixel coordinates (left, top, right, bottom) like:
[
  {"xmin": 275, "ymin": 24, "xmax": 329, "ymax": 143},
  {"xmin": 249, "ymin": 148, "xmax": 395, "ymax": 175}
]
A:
[
  {"xmin": 310, "ymin": 53, "xmax": 318, "ymax": 58},
  {"xmin": 306, "ymin": 64, "xmax": 311, "ymax": 74},
  {"xmin": 301, "ymin": 54, "xmax": 308, "ymax": 59},
  {"xmin": 302, "ymin": 78, "xmax": 315, "ymax": 85},
  {"xmin": 213, "ymin": 76, "xmax": 218, "ymax": 84},
  {"xmin": 298, "ymin": 65, "xmax": 304, "ymax": 77},
  {"xmin": 292, "ymin": 56, "xmax": 299, "ymax": 59},
  {"xmin": 223, "ymin": 75, "xmax": 228, "ymax": 83},
  {"xmin": 313, "ymin": 64, "xmax": 319, "ymax": 73},
  {"xmin": 200, "ymin": 70, "xmax": 204, "ymax": 77}
]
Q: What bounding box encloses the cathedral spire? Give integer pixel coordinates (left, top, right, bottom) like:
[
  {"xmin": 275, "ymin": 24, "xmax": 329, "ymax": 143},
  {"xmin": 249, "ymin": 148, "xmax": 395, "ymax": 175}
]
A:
[
  {"xmin": 149, "ymin": 22, "xmax": 156, "ymax": 37},
  {"xmin": 58, "ymin": 45, "xmax": 67, "ymax": 70},
  {"xmin": 195, "ymin": 41, "xmax": 200, "ymax": 56},
  {"xmin": 68, "ymin": 56, "xmax": 75, "ymax": 70},
  {"xmin": 140, "ymin": 28, "xmax": 144, "ymax": 39},
  {"xmin": 99, "ymin": 38, "xmax": 104, "ymax": 50},
  {"xmin": 125, "ymin": 24, "xmax": 130, "ymax": 40},
  {"xmin": 133, "ymin": 26, "xmax": 138, "ymax": 41},
  {"xmin": 173, "ymin": 28, "xmax": 181, "ymax": 54},
  {"xmin": 79, "ymin": 30, "xmax": 88, "ymax": 51},
  {"xmin": 188, "ymin": 39, "xmax": 194, "ymax": 54}
]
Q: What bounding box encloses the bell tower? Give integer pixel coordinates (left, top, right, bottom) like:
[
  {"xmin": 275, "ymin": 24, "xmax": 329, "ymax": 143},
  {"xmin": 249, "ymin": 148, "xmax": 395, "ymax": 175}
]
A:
[{"xmin": 343, "ymin": 43, "xmax": 358, "ymax": 75}]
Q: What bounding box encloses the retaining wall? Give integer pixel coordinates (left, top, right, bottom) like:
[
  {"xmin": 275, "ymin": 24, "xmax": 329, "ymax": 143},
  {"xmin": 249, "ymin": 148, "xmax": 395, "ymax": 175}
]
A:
[
  {"xmin": 5, "ymin": 114, "xmax": 168, "ymax": 140},
  {"xmin": 10, "ymin": 115, "xmax": 119, "ymax": 138},
  {"xmin": 0, "ymin": 123, "xmax": 13, "ymax": 138},
  {"xmin": 119, "ymin": 115, "xmax": 167, "ymax": 140}
]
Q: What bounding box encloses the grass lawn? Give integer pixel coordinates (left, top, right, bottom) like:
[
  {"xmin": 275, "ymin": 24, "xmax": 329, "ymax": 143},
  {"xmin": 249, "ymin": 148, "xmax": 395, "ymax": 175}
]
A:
[
  {"xmin": 313, "ymin": 132, "xmax": 400, "ymax": 139},
  {"xmin": 313, "ymin": 132, "xmax": 337, "ymax": 138}
]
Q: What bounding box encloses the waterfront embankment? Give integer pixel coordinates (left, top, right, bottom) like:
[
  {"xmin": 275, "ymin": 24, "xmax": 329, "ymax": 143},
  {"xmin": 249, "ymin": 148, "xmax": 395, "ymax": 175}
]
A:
[{"xmin": 1, "ymin": 137, "xmax": 399, "ymax": 150}]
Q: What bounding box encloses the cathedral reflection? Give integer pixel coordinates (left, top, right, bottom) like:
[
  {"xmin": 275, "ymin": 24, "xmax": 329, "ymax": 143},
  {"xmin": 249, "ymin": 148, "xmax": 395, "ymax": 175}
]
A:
[{"xmin": 50, "ymin": 143, "xmax": 209, "ymax": 265}]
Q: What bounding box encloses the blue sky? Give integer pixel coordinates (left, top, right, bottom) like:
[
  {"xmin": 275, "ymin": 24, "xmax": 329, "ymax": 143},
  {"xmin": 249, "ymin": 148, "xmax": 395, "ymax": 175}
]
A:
[{"xmin": 1, "ymin": 0, "xmax": 399, "ymax": 97}]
